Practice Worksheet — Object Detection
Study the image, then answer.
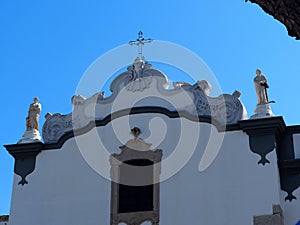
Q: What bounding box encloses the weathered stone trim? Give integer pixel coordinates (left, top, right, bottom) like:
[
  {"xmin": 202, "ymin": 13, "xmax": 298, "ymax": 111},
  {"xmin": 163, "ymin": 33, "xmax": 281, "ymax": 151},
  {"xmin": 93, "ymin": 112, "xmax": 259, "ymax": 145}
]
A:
[
  {"xmin": 110, "ymin": 146, "xmax": 163, "ymax": 225},
  {"xmin": 111, "ymin": 211, "xmax": 159, "ymax": 225},
  {"xmin": 253, "ymin": 204, "xmax": 284, "ymax": 225},
  {"xmin": 4, "ymin": 142, "xmax": 43, "ymax": 185}
]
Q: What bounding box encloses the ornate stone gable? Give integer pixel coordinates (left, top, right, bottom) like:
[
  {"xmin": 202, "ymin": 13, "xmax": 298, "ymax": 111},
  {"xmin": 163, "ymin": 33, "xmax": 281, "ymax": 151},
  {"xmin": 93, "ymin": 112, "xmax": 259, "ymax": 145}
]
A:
[{"xmin": 42, "ymin": 59, "xmax": 247, "ymax": 144}]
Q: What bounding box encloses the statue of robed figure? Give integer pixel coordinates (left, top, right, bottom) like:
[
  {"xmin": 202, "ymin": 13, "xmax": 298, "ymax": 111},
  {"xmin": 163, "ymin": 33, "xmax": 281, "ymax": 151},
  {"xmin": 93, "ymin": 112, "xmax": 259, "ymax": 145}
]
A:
[
  {"xmin": 19, "ymin": 97, "xmax": 42, "ymax": 143},
  {"xmin": 251, "ymin": 69, "xmax": 275, "ymax": 119}
]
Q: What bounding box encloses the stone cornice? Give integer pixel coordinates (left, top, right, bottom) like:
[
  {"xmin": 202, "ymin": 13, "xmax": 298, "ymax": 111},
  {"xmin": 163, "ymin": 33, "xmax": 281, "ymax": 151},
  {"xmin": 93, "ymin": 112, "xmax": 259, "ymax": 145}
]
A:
[
  {"xmin": 238, "ymin": 116, "xmax": 286, "ymax": 138},
  {"xmin": 238, "ymin": 117, "xmax": 286, "ymax": 165},
  {"xmin": 4, "ymin": 142, "xmax": 43, "ymax": 185}
]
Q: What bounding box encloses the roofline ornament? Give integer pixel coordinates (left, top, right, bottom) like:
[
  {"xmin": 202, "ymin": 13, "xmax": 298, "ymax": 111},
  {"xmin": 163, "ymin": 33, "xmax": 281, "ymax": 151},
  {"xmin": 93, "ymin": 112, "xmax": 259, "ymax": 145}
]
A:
[{"xmin": 129, "ymin": 31, "xmax": 152, "ymax": 59}]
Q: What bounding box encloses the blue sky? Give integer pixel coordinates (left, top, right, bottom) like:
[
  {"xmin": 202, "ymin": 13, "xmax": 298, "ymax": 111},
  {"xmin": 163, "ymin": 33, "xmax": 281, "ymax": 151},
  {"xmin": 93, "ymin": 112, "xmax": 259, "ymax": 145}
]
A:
[{"xmin": 1, "ymin": 0, "xmax": 300, "ymax": 215}]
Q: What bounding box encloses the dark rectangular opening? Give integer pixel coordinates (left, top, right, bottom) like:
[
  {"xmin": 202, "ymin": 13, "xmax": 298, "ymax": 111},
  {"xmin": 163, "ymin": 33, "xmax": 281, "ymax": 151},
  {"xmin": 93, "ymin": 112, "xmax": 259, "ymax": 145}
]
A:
[{"xmin": 118, "ymin": 159, "xmax": 154, "ymax": 213}]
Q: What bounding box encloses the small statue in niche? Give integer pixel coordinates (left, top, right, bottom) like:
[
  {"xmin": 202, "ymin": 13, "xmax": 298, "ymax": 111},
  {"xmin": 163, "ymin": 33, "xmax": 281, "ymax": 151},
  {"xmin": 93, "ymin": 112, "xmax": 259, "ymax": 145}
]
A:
[
  {"xmin": 254, "ymin": 69, "xmax": 270, "ymax": 104},
  {"xmin": 26, "ymin": 97, "xmax": 42, "ymax": 131}
]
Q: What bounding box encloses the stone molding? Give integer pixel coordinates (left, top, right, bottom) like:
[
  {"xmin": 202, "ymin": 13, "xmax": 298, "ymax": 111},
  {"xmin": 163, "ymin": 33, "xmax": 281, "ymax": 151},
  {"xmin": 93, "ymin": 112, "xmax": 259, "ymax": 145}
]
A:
[
  {"xmin": 111, "ymin": 211, "xmax": 159, "ymax": 225},
  {"xmin": 110, "ymin": 146, "xmax": 163, "ymax": 225}
]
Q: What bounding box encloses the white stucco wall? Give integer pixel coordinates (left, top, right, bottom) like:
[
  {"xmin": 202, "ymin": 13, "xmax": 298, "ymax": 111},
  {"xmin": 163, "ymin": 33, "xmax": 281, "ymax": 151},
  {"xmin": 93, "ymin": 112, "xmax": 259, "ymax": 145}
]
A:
[
  {"xmin": 159, "ymin": 126, "xmax": 281, "ymax": 225},
  {"xmin": 9, "ymin": 138, "xmax": 110, "ymax": 225},
  {"xmin": 8, "ymin": 114, "xmax": 285, "ymax": 225}
]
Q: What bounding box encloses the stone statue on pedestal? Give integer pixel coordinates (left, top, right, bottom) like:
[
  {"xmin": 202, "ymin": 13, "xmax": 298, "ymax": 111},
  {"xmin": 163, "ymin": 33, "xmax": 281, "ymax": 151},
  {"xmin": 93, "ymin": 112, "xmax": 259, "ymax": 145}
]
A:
[
  {"xmin": 251, "ymin": 69, "xmax": 274, "ymax": 119},
  {"xmin": 19, "ymin": 97, "xmax": 42, "ymax": 143},
  {"xmin": 27, "ymin": 97, "xmax": 41, "ymax": 131},
  {"xmin": 254, "ymin": 69, "xmax": 269, "ymax": 104}
]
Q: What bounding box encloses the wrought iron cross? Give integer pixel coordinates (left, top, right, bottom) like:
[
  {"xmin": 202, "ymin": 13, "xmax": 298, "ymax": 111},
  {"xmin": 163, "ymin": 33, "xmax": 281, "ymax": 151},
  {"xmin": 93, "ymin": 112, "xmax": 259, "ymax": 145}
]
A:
[{"xmin": 129, "ymin": 31, "xmax": 152, "ymax": 59}]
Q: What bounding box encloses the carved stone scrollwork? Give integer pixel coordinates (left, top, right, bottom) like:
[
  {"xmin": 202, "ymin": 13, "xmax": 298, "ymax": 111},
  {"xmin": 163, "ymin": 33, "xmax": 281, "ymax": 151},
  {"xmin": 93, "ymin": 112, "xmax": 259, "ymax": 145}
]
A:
[
  {"xmin": 42, "ymin": 113, "xmax": 73, "ymax": 143},
  {"xmin": 126, "ymin": 58, "xmax": 153, "ymax": 92},
  {"xmin": 42, "ymin": 62, "xmax": 248, "ymax": 144},
  {"xmin": 42, "ymin": 93, "xmax": 103, "ymax": 143},
  {"xmin": 180, "ymin": 80, "xmax": 247, "ymax": 125},
  {"xmin": 210, "ymin": 93, "xmax": 245, "ymax": 125}
]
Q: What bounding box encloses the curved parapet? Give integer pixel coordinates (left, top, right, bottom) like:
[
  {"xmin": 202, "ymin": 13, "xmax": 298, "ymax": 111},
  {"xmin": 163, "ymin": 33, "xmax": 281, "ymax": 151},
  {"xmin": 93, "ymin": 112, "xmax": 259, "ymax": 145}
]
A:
[{"xmin": 42, "ymin": 59, "xmax": 247, "ymax": 144}]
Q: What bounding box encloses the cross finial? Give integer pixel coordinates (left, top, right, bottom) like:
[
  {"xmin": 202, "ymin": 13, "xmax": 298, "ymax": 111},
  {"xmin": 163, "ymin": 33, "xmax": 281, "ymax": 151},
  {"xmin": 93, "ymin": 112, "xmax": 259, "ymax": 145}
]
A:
[
  {"xmin": 129, "ymin": 31, "xmax": 152, "ymax": 59},
  {"xmin": 138, "ymin": 30, "xmax": 143, "ymax": 39}
]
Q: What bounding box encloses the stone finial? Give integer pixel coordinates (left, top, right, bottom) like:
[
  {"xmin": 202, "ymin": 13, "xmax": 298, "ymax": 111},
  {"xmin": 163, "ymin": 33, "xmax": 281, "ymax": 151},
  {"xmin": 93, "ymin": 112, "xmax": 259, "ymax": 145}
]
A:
[
  {"xmin": 18, "ymin": 97, "xmax": 42, "ymax": 143},
  {"xmin": 129, "ymin": 31, "xmax": 152, "ymax": 59}
]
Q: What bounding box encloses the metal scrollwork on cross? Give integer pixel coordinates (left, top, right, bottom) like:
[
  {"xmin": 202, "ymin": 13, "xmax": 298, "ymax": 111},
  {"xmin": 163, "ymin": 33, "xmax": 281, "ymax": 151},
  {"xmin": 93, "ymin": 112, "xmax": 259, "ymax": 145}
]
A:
[{"xmin": 129, "ymin": 31, "xmax": 153, "ymax": 59}]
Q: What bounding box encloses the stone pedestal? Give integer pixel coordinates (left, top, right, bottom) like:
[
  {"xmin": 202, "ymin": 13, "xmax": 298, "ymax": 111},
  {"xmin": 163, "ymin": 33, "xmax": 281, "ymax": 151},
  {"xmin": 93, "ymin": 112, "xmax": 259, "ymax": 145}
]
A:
[
  {"xmin": 251, "ymin": 103, "xmax": 274, "ymax": 119},
  {"xmin": 18, "ymin": 129, "xmax": 42, "ymax": 144}
]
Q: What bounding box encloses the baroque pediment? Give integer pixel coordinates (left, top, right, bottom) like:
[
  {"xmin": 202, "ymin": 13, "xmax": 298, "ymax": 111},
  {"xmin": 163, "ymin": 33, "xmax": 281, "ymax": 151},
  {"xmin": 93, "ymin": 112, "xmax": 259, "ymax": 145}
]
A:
[{"xmin": 42, "ymin": 58, "xmax": 248, "ymax": 144}]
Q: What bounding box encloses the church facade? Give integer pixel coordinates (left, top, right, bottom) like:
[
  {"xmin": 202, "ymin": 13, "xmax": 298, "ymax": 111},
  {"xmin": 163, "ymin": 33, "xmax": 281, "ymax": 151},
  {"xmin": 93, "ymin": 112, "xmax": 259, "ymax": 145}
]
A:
[{"xmin": 4, "ymin": 54, "xmax": 300, "ymax": 225}]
